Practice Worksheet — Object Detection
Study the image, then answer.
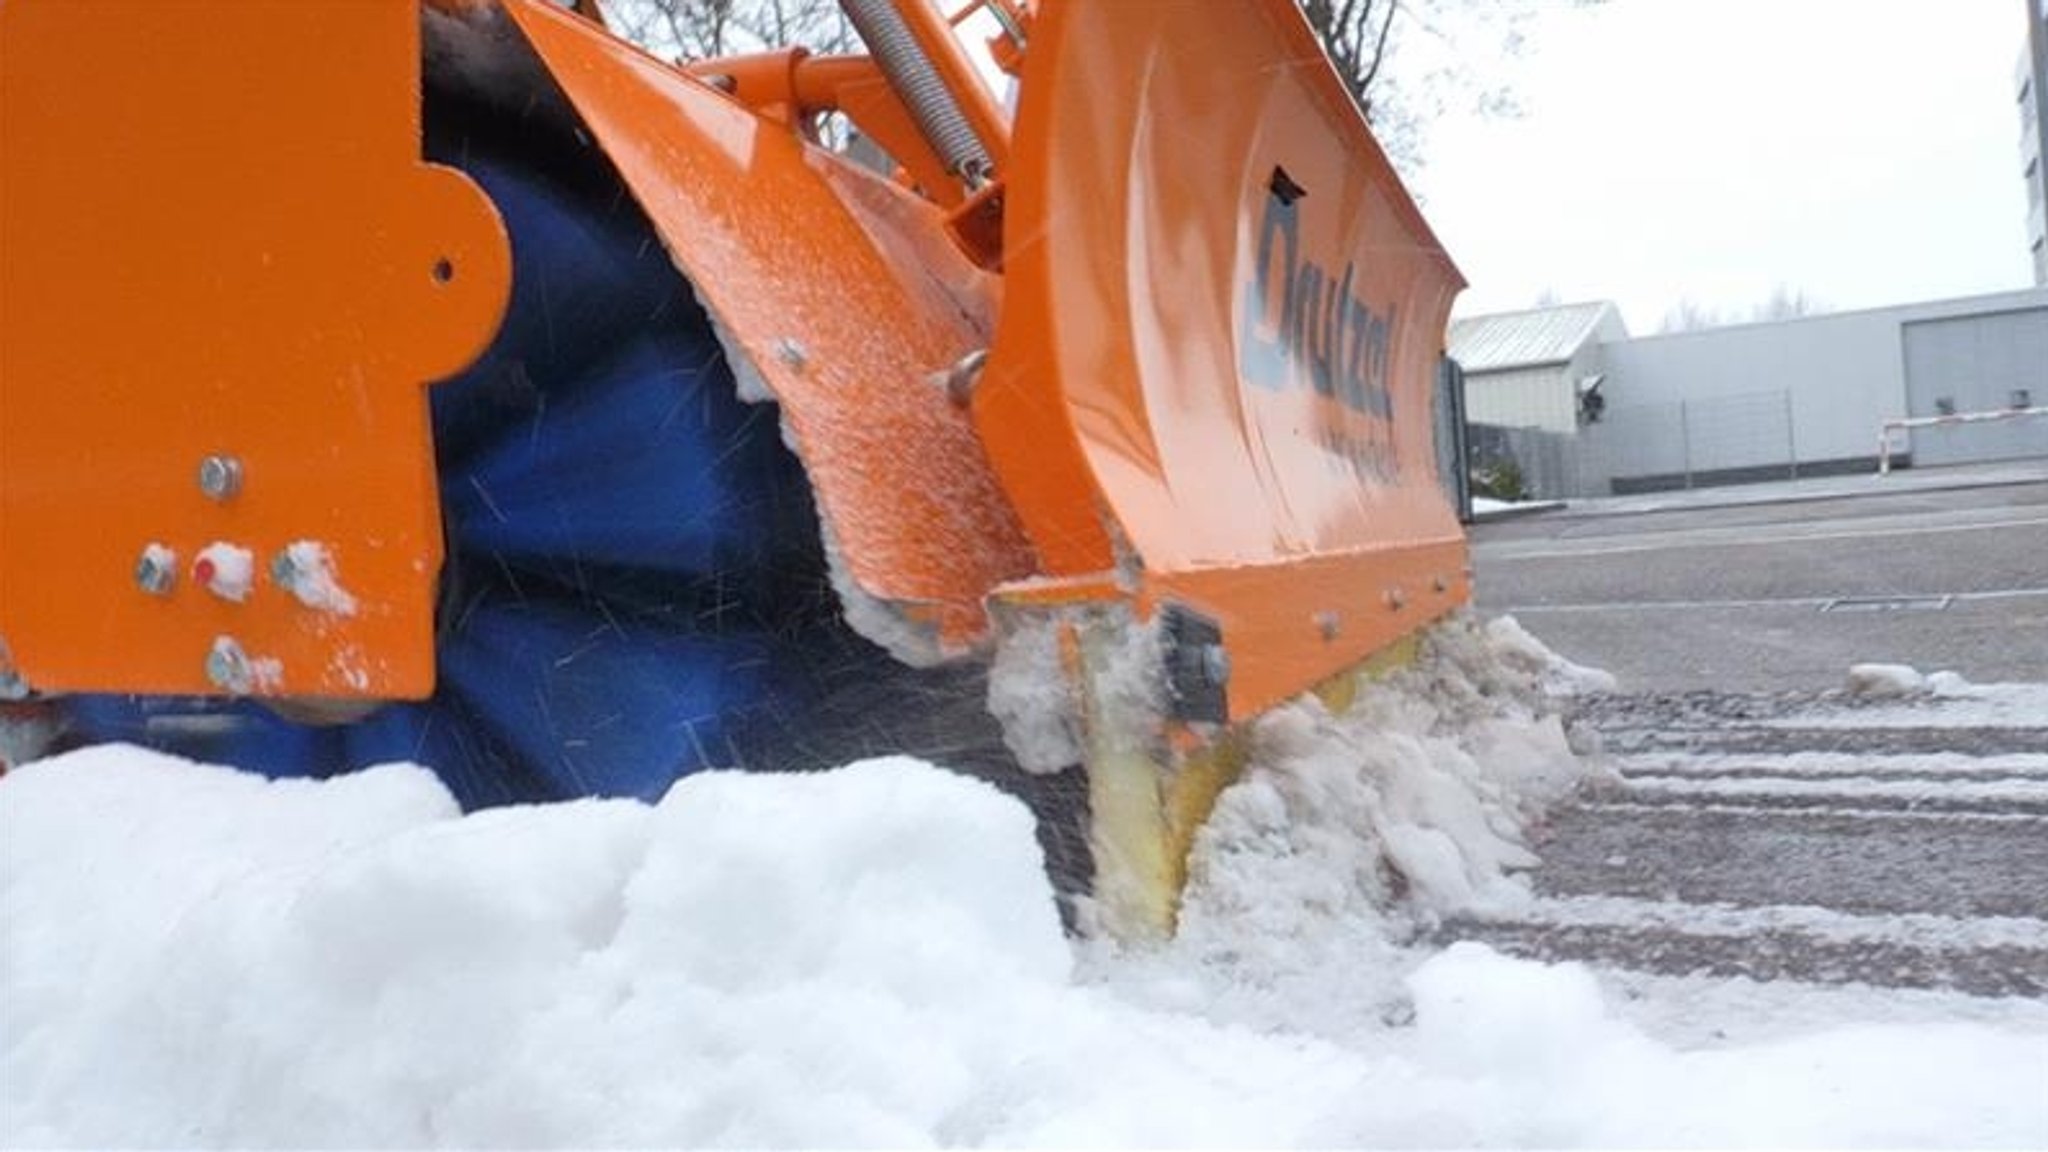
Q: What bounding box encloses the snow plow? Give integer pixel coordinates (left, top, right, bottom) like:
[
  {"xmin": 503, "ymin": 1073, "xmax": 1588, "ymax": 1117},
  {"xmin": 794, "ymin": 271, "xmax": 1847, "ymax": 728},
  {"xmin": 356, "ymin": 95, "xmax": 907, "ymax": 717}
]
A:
[{"xmin": 0, "ymin": 0, "xmax": 1467, "ymax": 937}]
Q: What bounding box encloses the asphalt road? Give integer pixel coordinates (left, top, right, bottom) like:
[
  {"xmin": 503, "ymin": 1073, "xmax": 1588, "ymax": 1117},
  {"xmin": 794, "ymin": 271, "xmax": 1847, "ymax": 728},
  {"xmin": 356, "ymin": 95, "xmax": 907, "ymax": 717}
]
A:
[
  {"xmin": 1438, "ymin": 692, "xmax": 2048, "ymax": 996},
  {"xmin": 1471, "ymin": 471, "xmax": 2048, "ymax": 692},
  {"xmin": 1448, "ymin": 464, "xmax": 2048, "ymax": 996}
]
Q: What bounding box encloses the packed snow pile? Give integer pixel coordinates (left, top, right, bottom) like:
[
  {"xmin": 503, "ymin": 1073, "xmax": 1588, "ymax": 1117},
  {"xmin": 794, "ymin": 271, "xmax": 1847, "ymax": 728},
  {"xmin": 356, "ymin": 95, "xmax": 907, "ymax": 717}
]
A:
[
  {"xmin": 1833, "ymin": 663, "xmax": 2048, "ymax": 724},
  {"xmin": 1108, "ymin": 613, "xmax": 1608, "ymax": 1037},
  {"xmin": 5, "ymin": 617, "xmax": 2046, "ymax": 1148},
  {"xmin": 1846, "ymin": 662, "xmax": 1936, "ymax": 698}
]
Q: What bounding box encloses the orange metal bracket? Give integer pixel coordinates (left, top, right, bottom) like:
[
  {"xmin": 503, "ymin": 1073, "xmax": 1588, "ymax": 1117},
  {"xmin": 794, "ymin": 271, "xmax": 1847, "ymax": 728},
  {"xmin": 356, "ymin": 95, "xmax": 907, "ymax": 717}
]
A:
[
  {"xmin": 0, "ymin": 2, "xmax": 510, "ymax": 699},
  {"xmin": 687, "ymin": 52, "xmax": 966, "ymax": 210}
]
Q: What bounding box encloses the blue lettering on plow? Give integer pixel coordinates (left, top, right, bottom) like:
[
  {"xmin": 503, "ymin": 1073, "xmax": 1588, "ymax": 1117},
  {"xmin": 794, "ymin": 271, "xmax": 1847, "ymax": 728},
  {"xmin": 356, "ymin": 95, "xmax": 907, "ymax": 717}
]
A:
[{"xmin": 1238, "ymin": 191, "xmax": 1399, "ymax": 480}]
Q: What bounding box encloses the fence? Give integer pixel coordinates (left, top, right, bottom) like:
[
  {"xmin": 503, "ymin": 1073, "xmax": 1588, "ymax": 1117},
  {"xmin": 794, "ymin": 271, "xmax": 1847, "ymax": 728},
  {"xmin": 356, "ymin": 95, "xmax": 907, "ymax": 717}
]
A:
[
  {"xmin": 1471, "ymin": 389, "xmax": 1806, "ymax": 499},
  {"xmin": 1466, "ymin": 423, "xmax": 1591, "ymax": 500}
]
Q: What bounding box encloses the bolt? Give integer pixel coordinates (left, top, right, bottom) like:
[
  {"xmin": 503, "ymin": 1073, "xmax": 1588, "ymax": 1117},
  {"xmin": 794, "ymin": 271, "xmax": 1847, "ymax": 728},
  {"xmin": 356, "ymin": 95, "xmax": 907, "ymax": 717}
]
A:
[
  {"xmin": 135, "ymin": 544, "xmax": 178, "ymax": 596},
  {"xmin": 941, "ymin": 348, "xmax": 989, "ymax": 405},
  {"xmin": 0, "ymin": 641, "xmax": 26, "ymax": 702},
  {"xmin": 1199, "ymin": 642, "xmax": 1231, "ymax": 687},
  {"xmin": 198, "ymin": 455, "xmax": 243, "ymax": 501},
  {"xmin": 269, "ymin": 549, "xmax": 302, "ymax": 590},
  {"xmin": 1385, "ymin": 586, "xmax": 1407, "ymax": 610},
  {"xmin": 1314, "ymin": 610, "xmax": 1341, "ymax": 641},
  {"xmin": 1432, "ymin": 574, "xmax": 1450, "ymax": 593},
  {"xmin": 775, "ymin": 337, "xmax": 808, "ymax": 370},
  {"xmin": 205, "ymin": 637, "xmax": 253, "ymax": 694}
]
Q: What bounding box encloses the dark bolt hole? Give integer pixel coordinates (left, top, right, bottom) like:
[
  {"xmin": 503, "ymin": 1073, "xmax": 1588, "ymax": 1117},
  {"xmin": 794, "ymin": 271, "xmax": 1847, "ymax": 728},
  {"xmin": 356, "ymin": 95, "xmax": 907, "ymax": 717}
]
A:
[
  {"xmin": 431, "ymin": 257, "xmax": 456, "ymax": 285},
  {"xmin": 1268, "ymin": 166, "xmax": 1307, "ymax": 206}
]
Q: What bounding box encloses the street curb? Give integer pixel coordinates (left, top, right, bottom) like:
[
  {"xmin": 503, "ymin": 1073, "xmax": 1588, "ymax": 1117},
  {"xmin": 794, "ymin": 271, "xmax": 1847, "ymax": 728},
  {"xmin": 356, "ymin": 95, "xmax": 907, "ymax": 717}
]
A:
[
  {"xmin": 1470, "ymin": 500, "xmax": 1568, "ymax": 523},
  {"xmin": 1544, "ymin": 467, "xmax": 2048, "ymax": 521}
]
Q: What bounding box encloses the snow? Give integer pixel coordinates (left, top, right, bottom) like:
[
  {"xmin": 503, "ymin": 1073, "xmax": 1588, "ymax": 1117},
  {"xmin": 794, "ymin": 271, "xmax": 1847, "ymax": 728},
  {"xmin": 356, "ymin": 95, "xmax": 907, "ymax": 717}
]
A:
[
  {"xmin": 1619, "ymin": 750, "xmax": 2048, "ymax": 779},
  {"xmin": 207, "ymin": 635, "xmax": 282, "ymax": 696},
  {"xmin": 984, "ymin": 610, "xmax": 1082, "ymax": 774},
  {"xmin": 4, "ymin": 625, "xmax": 2045, "ymax": 1147},
  {"xmin": 274, "ymin": 541, "xmax": 359, "ymax": 615},
  {"xmin": 1773, "ymin": 666, "xmax": 2048, "ymax": 729},
  {"xmin": 1478, "ymin": 893, "xmax": 2048, "ymax": 953},
  {"xmin": 1484, "ymin": 614, "xmax": 1620, "ymax": 694},
  {"xmin": 819, "ymin": 518, "xmax": 949, "ymax": 667},
  {"xmin": 1618, "ymin": 771, "xmax": 2048, "ymax": 805},
  {"xmin": 1846, "ymin": 662, "xmax": 1929, "ymax": 697},
  {"xmin": 193, "ymin": 541, "xmax": 254, "ymax": 603},
  {"xmin": 1469, "ymin": 496, "xmax": 1568, "ymax": 520}
]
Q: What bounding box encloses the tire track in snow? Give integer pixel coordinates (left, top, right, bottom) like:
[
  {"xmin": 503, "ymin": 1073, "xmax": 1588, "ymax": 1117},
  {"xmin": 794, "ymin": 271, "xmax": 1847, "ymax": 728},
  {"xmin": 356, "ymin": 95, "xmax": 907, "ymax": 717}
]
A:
[{"xmin": 1439, "ymin": 692, "xmax": 2048, "ymax": 997}]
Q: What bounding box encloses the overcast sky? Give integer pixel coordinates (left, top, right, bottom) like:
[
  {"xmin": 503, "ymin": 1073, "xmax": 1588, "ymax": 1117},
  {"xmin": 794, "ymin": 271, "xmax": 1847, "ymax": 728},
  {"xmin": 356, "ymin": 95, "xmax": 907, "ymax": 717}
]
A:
[{"xmin": 1404, "ymin": 0, "xmax": 2038, "ymax": 333}]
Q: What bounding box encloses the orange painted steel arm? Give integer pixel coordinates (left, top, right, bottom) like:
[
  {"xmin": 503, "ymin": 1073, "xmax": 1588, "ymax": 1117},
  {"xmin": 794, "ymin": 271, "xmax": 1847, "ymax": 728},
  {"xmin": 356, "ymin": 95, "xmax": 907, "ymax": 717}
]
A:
[
  {"xmin": 685, "ymin": 51, "xmax": 968, "ymax": 209},
  {"xmin": 500, "ymin": 0, "xmax": 1036, "ymax": 648},
  {"xmin": 0, "ymin": 2, "xmax": 510, "ymax": 699}
]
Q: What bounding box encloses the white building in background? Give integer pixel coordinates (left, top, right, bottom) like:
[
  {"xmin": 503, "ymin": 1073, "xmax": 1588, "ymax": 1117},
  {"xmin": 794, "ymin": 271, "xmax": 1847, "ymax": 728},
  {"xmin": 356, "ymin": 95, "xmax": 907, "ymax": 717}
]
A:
[
  {"xmin": 1450, "ymin": 289, "xmax": 2048, "ymax": 498},
  {"xmin": 1446, "ymin": 302, "xmax": 1626, "ymax": 434},
  {"xmin": 2025, "ymin": 0, "xmax": 2048, "ymax": 283}
]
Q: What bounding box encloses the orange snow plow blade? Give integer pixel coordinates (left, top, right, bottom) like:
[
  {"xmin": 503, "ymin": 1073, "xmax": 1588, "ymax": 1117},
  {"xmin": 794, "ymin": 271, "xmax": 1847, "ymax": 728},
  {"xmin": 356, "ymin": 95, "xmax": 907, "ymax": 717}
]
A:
[
  {"xmin": 971, "ymin": 0, "xmax": 1469, "ymax": 934},
  {"xmin": 978, "ymin": 0, "xmax": 1468, "ymax": 714}
]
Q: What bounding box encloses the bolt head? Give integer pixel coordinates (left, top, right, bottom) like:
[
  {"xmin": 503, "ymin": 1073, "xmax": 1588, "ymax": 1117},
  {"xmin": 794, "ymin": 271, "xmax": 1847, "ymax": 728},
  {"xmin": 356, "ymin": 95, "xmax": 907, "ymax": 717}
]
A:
[
  {"xmin": 775, "ymin": 338, "xmax": 808, "ymax": 369},
  {"xmin": 0, "ymin": 638, "xmax": 25, "ymax": 701},
  {"xmin": 0, "ymin": 651, "xmax": 26, "ymax": 701},
  {"xmin": 197, "ymin": 455, "xmax": 243, "ymax": 501},
  {"xmin": 942, "ymin": 348, "xmax": 989, "ymax": 405},
  {"xmin": 205, "ymin": 638, "xmax": 251, "ymax": 694},
  {"xmin": 1200, "ymin": 643, "xmax": 1231, "ymax": 687},
  {"xmin": 135, "ymin": 545, "xmax": 178, "ymax": 596}
]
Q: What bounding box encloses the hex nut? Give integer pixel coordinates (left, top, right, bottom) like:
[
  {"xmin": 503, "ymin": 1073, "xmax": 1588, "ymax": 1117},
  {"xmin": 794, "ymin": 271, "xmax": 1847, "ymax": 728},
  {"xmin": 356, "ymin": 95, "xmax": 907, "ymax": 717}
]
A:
[{"xmin": 197, "ymin": 455, "xmax": 244, "ymax": 501}]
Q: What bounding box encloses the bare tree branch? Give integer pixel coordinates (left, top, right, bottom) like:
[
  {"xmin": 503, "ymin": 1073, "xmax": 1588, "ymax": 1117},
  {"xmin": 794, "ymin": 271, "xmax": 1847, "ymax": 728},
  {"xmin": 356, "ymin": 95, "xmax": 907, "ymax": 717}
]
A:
[
  {"xmin": 600, "ymin": 0, "xmax": 1578, "ymax": 176},
  {"xmin": 600, "ymin": 0, "xmax": 851, "ymax": 61}
]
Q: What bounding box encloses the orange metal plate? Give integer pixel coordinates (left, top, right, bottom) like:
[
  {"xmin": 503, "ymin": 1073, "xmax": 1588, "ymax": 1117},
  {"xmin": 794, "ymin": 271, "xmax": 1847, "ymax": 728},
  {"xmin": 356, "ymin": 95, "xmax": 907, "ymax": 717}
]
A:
[
  {"xmin": 501, "ymin": 0, "xmax": 1037, "ymax": 646},
  {"xmin": 0, "ymin": 2, "xmax": 509, "ymax": 698},
  {"xmin": 980, "ymin": 0, "xmax": 1471, "ymax": 721}
]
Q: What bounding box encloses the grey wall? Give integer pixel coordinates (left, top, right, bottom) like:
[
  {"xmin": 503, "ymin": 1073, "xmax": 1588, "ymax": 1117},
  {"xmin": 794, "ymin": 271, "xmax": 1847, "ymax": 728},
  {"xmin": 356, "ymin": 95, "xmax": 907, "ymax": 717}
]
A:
[
  {"xmin": 1460, "ymin": 306, "xmax": 1627, "ymax": 436},
  {"xmin": 1603, "ymin": 310, "xmax": 1903, "ymax": 466},
  {"xmin": 1599, "ymin": 288, "xmax": 2048, "ymax": 478},
  {"xmin": 1464, "ymin": 364, "xmax": 1577, "ymax": 433},
  {"xmin": 1902, "ymin": 306, "xmax": 2048, "ymax": 465}
]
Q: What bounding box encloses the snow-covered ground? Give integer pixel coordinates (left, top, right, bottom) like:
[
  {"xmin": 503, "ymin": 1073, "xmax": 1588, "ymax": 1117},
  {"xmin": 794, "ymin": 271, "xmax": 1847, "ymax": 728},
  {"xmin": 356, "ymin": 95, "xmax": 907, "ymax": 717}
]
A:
[
  {"xmin": 1470, "ymin": 495, "xmax": 1567, "ymax": 519},
  {"xmin": 3, "ymin": 617, "xmax": 2044, "ymax": 1148}
]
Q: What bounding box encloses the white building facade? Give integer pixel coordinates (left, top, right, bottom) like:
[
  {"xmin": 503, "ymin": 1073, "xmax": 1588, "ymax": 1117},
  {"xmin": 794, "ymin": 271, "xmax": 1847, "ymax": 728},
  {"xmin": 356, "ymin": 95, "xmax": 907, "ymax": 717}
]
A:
[
  {"xmin": 1452, "ymin": 290, "xmax": 2048, "ymax": 497},
  {"xmin": 1447, "ymin": 302, "xmax": 1627, "ymax": 435}
]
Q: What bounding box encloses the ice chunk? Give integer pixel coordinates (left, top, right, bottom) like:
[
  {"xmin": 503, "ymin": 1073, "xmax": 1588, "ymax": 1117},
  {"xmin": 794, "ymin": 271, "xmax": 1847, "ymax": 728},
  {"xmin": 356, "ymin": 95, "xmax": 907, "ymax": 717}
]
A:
[
  {"xmin": 1846, "ymin": 663, "xmax": 1928, "ymax": 697},
  {"xmin": 273, "ymin": 541, "xmax": 358, "ymax": 616}
]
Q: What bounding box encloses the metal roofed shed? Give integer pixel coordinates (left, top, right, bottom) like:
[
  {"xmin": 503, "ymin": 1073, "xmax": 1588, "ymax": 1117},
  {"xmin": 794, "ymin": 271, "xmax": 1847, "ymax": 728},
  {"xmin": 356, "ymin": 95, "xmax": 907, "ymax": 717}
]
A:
[{"xmin": 1449, "ymin": 301, "xmax": 1627, "ymax": 434}]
